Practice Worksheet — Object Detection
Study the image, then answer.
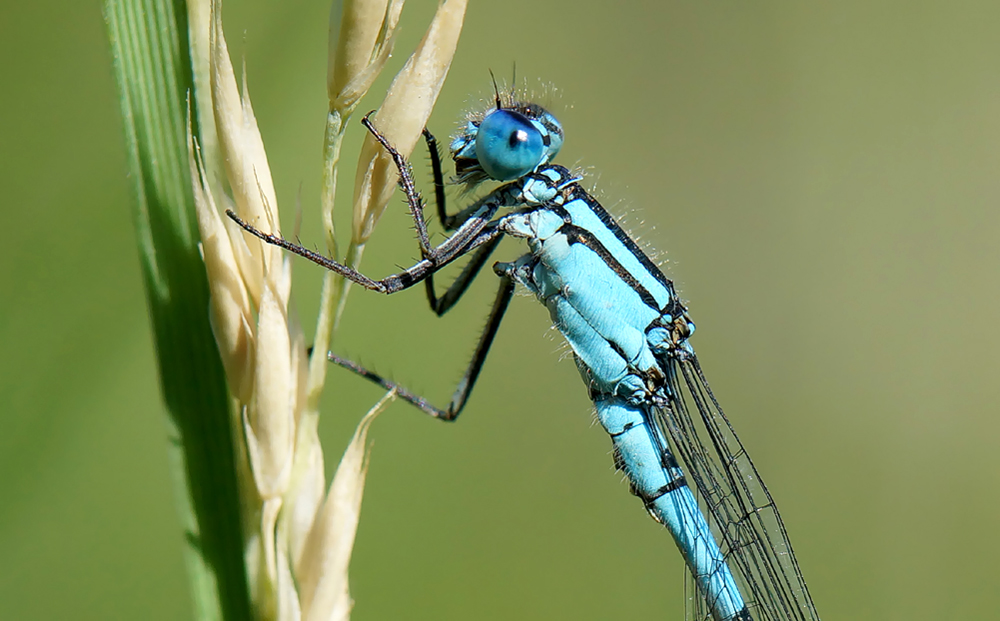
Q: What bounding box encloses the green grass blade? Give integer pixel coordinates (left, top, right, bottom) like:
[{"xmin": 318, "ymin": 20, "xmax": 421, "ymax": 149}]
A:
[{"xmin": 104, "ymin": 1, "xmax": 252, "ymax": 619}]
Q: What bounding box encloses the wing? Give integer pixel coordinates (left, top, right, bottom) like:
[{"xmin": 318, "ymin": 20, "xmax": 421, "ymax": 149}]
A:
[{"xmin": 655, "ymin": 350, "xmax": 821, "ymax": 621}]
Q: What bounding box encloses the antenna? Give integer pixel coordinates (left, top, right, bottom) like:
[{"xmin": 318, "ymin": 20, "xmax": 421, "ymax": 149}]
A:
[{"xmin": 488, "ymin": 69, "xmax": 502, "ymax": 110}]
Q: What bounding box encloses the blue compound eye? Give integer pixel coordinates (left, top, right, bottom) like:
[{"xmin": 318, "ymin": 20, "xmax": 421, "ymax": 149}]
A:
[{"xmin": 475, "ymin": 109, "xmax": 545, "ymax": 181}]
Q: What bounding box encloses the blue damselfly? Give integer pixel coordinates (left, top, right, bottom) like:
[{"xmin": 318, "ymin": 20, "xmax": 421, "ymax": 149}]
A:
[{"xmin": 229, "ymin": 88, "xmax": 820, "ymax": 621}]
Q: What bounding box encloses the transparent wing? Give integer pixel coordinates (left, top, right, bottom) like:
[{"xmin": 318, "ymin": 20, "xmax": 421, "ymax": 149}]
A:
[{"xmin": 656, "ymin": 350, "xmax": 821, "ymax": 621}]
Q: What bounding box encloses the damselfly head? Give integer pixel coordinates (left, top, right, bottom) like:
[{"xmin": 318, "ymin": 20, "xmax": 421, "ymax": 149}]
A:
[{"xmin": 450, "ymin": 96, "xmax": 564, "ymax": 188}]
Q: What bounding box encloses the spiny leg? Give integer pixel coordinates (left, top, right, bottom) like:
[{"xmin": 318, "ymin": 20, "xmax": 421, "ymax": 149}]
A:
[
  {"xmin": 227, "ymin": 210, "xmax": 504, "ymax": 294},
  {"xmin": 360, "ymin": 112, "xmax": 434, "ymax": 256},
  {"xmin": 421, "ymin": 128, "xmax": 453, "ymax": 231},
  {"xmin": 329, "ymin": 273, "xmax": 516, "ymax": 421},
  {"xmin": 419, "ymin": 128, "xmax": 515, "ymax": 314},
  {"xmin": 419, "ymin": 127, "xmax": 496, "ymax": 313},
  {"xmin": 364, "ymin": 117, "xmax": 518, "ymax": 312},
  {"xmin": 425, "ymin": 233, "xmax": 504, "ymax": 317},
  {"xmin": 356, "ymin": 116, "xmax": 510, "ymax": 319},
  {"xmin": 420, "ymin": 128, "xmax": 483, "ymax": 232}
]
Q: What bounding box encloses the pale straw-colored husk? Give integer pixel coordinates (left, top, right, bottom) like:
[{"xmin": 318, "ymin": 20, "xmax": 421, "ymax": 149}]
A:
[{"xmin": 186, "ymin": 0, "xmax": 466, "ymax": 619}]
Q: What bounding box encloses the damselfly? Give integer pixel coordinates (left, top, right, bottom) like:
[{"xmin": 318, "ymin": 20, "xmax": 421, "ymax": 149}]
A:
[{"xmin": 229, "ymin": 89, "xmax": 820, "ymax": 621}]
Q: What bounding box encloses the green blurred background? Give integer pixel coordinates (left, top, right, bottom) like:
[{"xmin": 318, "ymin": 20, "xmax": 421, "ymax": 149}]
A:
[{"xmin": 2, "ymin": 0, "xmax": 999, "ymax": 619}]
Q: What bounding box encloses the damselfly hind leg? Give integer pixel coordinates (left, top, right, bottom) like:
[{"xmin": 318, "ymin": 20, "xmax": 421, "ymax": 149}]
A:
[{"xmin": 329, "ymin": 272, "xmax": 515, "ymax": 421}]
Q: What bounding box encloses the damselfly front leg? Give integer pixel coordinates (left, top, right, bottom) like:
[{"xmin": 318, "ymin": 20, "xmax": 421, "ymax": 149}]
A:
[
  {"xmin": 419, "ymin": 127, "xmax": 506, "ymax": 315},
  {"xmin": 421, "ymin": 127, "xmax": 481, "ymax": 231},
  {"xmin": 227, "ymin": 113, "xmax": 510, "ymax": 297}
]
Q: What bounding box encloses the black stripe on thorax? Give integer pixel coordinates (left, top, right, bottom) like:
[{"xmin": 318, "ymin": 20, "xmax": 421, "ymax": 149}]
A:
[
  {"xmin": 559, "ymin": 223, "xmax": 660, "ymax": 311},
  {"xmin": 564, "ymin": 183, "xmax": 674, "ymax": 293}
]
